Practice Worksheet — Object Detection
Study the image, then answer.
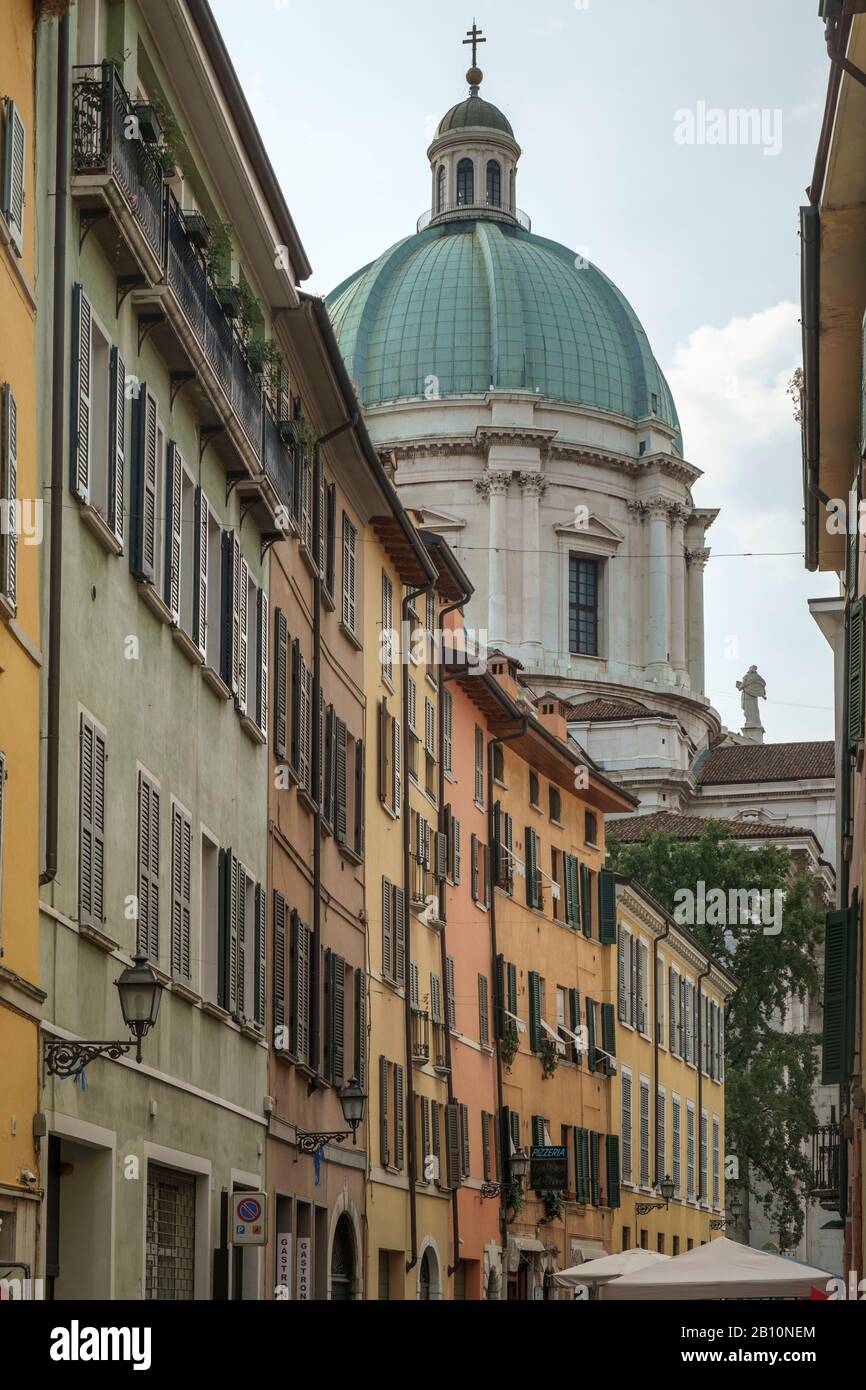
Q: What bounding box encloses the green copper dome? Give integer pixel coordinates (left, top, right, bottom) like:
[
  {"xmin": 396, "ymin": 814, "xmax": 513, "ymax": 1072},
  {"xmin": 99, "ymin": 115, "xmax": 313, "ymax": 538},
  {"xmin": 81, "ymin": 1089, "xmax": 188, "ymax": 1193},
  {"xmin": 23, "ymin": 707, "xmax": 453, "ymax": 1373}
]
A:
[
  {"xmin": 437, "ymin": 95, "xmax": 514, "ymax": 137},
  {"xmin": 326, "ymin": 219, "xmax": 682, "ymax": 448}
]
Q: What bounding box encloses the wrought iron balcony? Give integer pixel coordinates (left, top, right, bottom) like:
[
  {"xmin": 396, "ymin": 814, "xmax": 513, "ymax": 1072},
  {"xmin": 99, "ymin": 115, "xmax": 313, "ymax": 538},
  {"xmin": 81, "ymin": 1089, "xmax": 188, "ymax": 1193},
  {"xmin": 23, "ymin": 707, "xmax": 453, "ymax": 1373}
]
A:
[
  {"xmin": 72, "ymin": 63, "xmax": 164, "ymax": 270},
  {"xmin": 417, "ymin": 199, "xmax": 531, "ymax": 233},
  {"xmin": 810, "ymin": 1122, "xmax": 841, "ymax": 1207},
  {"xmin": 432, "ymin": 1021, "xmax": 448, "ymax": 1071},
  {"xmin": 411, "ymin": 1008, "xmax": 430, "ymax": 1064}
]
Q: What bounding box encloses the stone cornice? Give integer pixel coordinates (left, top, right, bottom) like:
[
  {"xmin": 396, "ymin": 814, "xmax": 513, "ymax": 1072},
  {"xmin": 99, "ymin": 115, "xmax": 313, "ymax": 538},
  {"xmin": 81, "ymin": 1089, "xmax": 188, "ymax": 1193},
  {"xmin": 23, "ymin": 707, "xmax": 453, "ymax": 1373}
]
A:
[
  {"xmin": 379, "ymin": 434, "xmax": 703, "ymax": 486},
  {"xmin": 475, "ymin": 425, "xmax": 559, "ymax": 456},
  {"xmin": 616, "ymin": 884, "xmax": 735, "ymax": 995}
]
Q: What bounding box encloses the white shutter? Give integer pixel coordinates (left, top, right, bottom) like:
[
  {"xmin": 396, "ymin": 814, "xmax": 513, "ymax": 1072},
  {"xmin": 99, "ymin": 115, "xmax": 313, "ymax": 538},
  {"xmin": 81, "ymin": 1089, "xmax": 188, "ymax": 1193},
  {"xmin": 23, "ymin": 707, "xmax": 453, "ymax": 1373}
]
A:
[
  {"xmin": 137, "ymin": 771, "xmax": 160, "ymax": 961},
  {"xmin": 639, "ymin": 1078, "xmax": 650, "ymax": 1187},
  {"xmin": 2, "ymin": 99, "xmax": 26, "ymax": 256},
  {"xmin": 109, "ymin": 348, "xmax": 125, "ymax": 545},
  {"xmin": 672, "ymin": 1096, "xmax": 681, "ymax": 1196},
  {"xmin": 230, "ymin": 536, "xmax": 241, "ymax": 696},
  {"xmin": 392, "ymin": 717, "xmax": 401, "ymax": 814},
  {"xmin": 257, "ymin": 587, "xmax": 268, "ymax": 736},
  {"xmin": 381, "ymin": 571, "xmax": 393, "ymax": 680},
  {"xmin": 71, "ymin": 285, "xmax": 91, "ymax": 503},
  {"xmin": 79, "ymin": 715, "xmax": 106, "ymax": 929},
  {"xmin": 342, "ymin": 513, "xmax": 356, "ymax": 632},
  {"xmin": 443, "ymin": 689, "xmax": 453, "ymax": 772},
  {"xmin": 621, "ymin": 1071, "xmax": 632, "ymax": 1183},
  {"xmin": 166, "ymin": 443, "xmax": 183, "ymax": 622},
  {"xmin": 1, "ymin": 384, "xmax": 17, "ymax": 608},
  {"xmin": 407, "ymin": 677, "xmax": 417, "ymax": 735},
  {"xmin": 135, "ymin": 387, "xmax": 158, "ymax": 583}
]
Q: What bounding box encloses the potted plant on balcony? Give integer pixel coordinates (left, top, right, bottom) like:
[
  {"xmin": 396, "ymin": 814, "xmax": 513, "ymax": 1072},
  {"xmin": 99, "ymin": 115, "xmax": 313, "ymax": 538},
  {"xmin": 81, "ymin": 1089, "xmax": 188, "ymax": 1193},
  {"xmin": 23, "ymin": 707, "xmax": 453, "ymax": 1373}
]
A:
[
  {"xmin": 216, "ymin": 284, "xmax": 243, "ymax": 319},
  {"xmin": 206, "ymin": 220, "xmax": 234, "ymax": 284},
  {"xmin": 244, "ymin": 335, "xmax": 283, "ymax": 379},
  {"xmin": 540, "ymin": 1190, "xmax": 565, "ymax": 1224},
  {"xmin": 501, "ymin": 1019, "xmax": 519, "ymax": 1072},
  {"xmin": 540, "ymin": 1035, "xmax": 560, "ymax": 1080},
  {"xmin": 183, "ymin": 210, "xmax": 210, "ymax": 250}
]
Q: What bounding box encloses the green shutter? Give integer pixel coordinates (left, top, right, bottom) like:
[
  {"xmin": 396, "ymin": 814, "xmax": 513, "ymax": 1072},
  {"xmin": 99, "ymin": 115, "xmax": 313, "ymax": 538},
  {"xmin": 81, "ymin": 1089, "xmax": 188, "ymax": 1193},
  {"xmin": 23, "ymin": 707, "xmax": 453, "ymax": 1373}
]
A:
[
  {"xmin": 586, "ymin": 997, "xmax": 597, "ymax": 1071},
  {"xmin": 507, "ymin": 961, "xmax": 518, "ymax": 1015},
  {"xmin": 606, "ymin": 1134, "xmax": 620, "ymax": 1209},
  {"xmin": 589, "ymin": 1131, "xmax": 600, "ymax": 1207},
  {"xmin": 822, "ymin": 905, "xmax": 856, "ymax": 1085},
  {"xmin": 580, "ymin": 863, "xmax": 592, "ymax": 937},
  {"xmin": 496, "ymin": 953, "xmax": 506, "ymax": 1038},
  {"xmin": 601, "ymin": 1001, "xmax": 616, "ymax": 1063},
  {"xmin": 848, "ymin": 598, "xmax": 865, "ymax": 747},
  {"xmin": 528, "ymin": 970, "xmax": 542, "ymax": 1053},
  {"xmin": 531, "ymin": 1115, "xmax": 545, "ymax": 1147},
  {"xmin": 525, "ymin": 827, "xmax": 538, "ymax": 908},
  {"xmin": 574, "ymin": 1128, "xmax": 589, "ymax": 1203},
  {"xmin": 569, "ymin": 988, "xmax": 582, "ymax": 1066},
  {"xmin": 599, "ymin": 868, "xmax": 617, "ymax": 943}
]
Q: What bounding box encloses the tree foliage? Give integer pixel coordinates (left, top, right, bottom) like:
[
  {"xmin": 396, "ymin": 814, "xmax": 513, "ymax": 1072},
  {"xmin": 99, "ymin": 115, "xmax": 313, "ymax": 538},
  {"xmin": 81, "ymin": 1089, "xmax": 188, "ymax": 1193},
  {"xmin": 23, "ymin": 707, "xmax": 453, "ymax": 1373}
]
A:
[{"xmin": 607, "ymin": 822, "xmax": 824, "ymax": 1249}]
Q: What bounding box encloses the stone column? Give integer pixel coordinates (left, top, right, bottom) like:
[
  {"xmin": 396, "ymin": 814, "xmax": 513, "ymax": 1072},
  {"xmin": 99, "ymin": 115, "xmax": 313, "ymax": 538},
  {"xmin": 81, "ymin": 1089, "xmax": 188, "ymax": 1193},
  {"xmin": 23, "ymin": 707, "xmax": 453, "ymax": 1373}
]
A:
[
  {"xmin": 476, "ymin": 471, "xmax": 512, "ymax": 648},
  {"xmin": 687, "ymin": 547, "xmax": 710, "ymax": 695},
  {"xmin": 518, "ymin": 472, "xmax": 546, "ymax": 666},
  {"xmin": 670, "ymin": 505, "xmax": 688, "ymax": 678},
  {"xmin": 646, "ymin": 497, "xmax": 671, "ymax": 675}
]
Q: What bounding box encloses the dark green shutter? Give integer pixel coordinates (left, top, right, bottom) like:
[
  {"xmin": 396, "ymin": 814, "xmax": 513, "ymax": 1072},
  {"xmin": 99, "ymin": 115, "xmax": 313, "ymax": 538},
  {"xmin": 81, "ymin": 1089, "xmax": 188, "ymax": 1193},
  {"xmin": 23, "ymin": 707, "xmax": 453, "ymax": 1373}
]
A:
[
  {"xmin": 606, "ymin": 1134, "xmax": 621, "ymax": 1209},
  {"xmin": 574, "ymin": 1128, "xmax": 589, "ymax": 1203},
  {"xmin": 496, "ymin": 953, "xmax": 506, "ymax": 1038},
  {"xmin": 528, "ymin": 970, "xmax": 542, "ymax": 1052},
  {"xmin": 822, "ymin": 905, "xmax": 856, "ymax": 1085},
  {"xmin": 525, "ymin": 827, "xmax": 537, "ymax": 908},
  {"xmin": 580, "ymin": 863, "xmax": 592, "ymax": 937},
  {"xmin": 601, "ymin": 1001, "xmax": 616, "ymax": 1063},
  {"xmin": 569, "ymin": 988, "xmax": 582, "ymax": 1066},
  {"xmin": 599, "ymin": 868, "xmax": 617, "ymax": 943},
  {"xmin": 272, "ymin": 890, "xmax": 287, "ymax": 1041},
  {"xmin": 847, "ymin": 598, "xmax": 865, "ymax": 747},
  {"xmin": 586, "ymin": 997, "xmax": 596, "ymax": 1071},
  {"xmin": 589, "ymin": 1131, "xmax": 600, "ymax": 1206}
]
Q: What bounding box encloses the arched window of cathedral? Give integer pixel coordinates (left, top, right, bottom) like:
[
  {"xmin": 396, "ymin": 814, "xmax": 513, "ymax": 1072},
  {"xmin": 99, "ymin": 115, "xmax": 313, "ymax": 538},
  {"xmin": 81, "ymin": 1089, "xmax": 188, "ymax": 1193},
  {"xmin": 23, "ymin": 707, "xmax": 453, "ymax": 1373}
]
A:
[
  {"xmin": 486, "ymin": 160, "xmax": 502, "ymax": 207},
  {"xmin": 457, "ymin": 158, "xmax": 474, "ymax": 206},
  {"xmin": 436, "ymin": 165, "xmax": 446, "ymax": 213},
  {"xmin": 509, "ymin": 167, "xmax": 515, "ymax": 210}
]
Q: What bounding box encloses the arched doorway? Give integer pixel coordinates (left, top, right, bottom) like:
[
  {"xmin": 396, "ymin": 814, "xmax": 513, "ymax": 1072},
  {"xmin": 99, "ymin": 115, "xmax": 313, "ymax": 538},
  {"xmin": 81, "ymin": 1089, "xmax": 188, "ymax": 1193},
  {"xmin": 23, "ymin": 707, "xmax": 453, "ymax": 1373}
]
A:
[
  {"xmin": 330, "ymin": 1214, "xmax": 356, "ymax": 1300},
  {"xmin": 419, "ymin": 1248, "xmax": 434, "ymax": 1300}
]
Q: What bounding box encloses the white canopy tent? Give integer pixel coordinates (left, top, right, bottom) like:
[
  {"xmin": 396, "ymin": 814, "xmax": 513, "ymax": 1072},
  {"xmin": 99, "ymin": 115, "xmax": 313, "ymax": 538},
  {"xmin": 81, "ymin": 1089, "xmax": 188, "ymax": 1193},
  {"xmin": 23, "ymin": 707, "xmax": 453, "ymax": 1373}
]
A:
[
  {"xmin": 603, "ymin": 1237, "xmax": 834, "ymax": 1301},
  {"xmin": 554, "ymin": 1249, "xmax": 669, "ymax": 1289}
]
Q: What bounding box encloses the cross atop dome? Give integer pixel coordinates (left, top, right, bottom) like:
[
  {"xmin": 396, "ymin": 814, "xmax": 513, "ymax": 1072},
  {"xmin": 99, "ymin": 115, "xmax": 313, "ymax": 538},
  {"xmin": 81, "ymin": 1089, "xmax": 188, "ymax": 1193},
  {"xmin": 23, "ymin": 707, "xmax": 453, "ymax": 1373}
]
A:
[{"xmin": 463, "ymin": 20, "xmax": 486, "ymax": 95}]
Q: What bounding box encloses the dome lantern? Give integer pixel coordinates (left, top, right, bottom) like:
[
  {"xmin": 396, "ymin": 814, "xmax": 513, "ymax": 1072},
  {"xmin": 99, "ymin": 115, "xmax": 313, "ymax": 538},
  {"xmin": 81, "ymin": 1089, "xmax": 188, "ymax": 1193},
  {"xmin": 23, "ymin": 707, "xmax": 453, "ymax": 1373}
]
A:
[{"xmin": 424, "ymin": 23, "xmax": 524, "ymax": 232}]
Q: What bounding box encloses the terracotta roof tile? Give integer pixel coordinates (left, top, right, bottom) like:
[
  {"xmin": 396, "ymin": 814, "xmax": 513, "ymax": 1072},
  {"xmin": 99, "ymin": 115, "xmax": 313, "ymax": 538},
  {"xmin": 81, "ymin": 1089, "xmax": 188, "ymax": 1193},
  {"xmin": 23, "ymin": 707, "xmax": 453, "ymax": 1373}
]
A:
[
  {"xmin": 608, "ymin": 811, "xmax": 815, "ymax": 843},
  {"xmin": 567, "ymin": 697, "xmax": 667, "ymax": 722},
  {"xmin": 695, "ymin": 741, "xmax": 834, "ymax": 786}
]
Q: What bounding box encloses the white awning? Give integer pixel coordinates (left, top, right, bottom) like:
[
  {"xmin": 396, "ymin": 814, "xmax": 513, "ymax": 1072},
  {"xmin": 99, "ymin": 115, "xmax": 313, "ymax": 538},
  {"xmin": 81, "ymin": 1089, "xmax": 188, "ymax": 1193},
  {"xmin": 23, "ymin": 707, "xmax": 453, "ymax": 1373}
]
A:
[
  {"xmin": 541, "ymin": 1019, "xmax": 566, "ymax": 1052},
  {"xmin": 559, "ymin": 1025, "xmax": 585, "ymax": 1051},
  {"xmin": 569, "ymin": 1240, "xmax": 609, "ymax": 1265},
  {"xmin": 504, "ymin": 1010, "xmax": 526, "ymax": 1034}
]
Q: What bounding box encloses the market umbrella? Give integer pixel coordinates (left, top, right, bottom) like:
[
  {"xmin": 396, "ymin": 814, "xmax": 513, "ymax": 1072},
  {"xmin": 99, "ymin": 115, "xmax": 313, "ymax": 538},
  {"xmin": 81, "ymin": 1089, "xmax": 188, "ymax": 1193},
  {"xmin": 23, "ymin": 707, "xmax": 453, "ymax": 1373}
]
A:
[
  {"xmin": 554, "ymin": 1248, "xmax": 669, "ymax": 1288},
  {"xmin": 604, "ymin": 1236, "xmax": 834, "ymax": 1301}
]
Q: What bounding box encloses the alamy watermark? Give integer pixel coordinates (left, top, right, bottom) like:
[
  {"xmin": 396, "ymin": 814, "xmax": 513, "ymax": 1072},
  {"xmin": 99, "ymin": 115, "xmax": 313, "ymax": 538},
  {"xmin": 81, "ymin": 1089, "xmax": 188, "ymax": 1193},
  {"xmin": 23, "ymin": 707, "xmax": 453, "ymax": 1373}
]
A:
[
  {"xmin": 673, "ymin": 881, "xmax": 784, "ymax": 935},
  {"xmin": 674, "ymin": 103, "xmax": 783, "ymax": 158}
]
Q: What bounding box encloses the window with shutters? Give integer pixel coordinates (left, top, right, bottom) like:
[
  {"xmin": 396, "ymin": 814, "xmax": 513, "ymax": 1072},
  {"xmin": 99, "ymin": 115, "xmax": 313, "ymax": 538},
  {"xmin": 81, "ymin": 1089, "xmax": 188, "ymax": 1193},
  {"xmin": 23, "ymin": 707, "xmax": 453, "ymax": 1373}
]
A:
[
  {"xmin": 430, "ymin": 972, "xmax": 447, "ymax": 1067},
  {"xmin": 618, "ymin": 924, "xmax": 632, "ymax": 1024},
  {"xmin": 442, "ymin": 689, "xmax": 453, "ymax": 774},
  {"xmin": 324, "ymin": 949, "xmax": 347, "ymax": 1086},
  {"xmin": 204, "ymin": 508, "xmax": 223, "ymax": 676},
  {"xmin": 70, "ymin": 294, "xmax": 116, "ymax": 529},
  {"xmin": 621, "ymin": 1067, "xmax": 633, "ymax": 1184},
  {"xmin": 529, "ymin": 770, "xmax": 540, "ymax": 809},
  {"xmin": 655, "ymin": 954, "xmax": 665, "ymax": 1046},
  {"xmin": 136, "ymin": 769, "xmax": 160, "ymax": 961},
  {"xmin": 354, "ymin": 967, "xmax": 367, "ymax": 1087},
  {"xmin": 78, "ymin": 713, "xmax": 107, "ymax": 932},
  {"xmin": 130, "ymin": 381, "xmax": 167, "ymax": 593},
  {"xmin": 406, "ymin": 676, "xmax": 419, "ymax": 779},
  {"xmin": 639, "ymin": 1077, "xmax": 650, "ymax": 1188},
  {"xmin": 474, "ymin": 725, "xmax": 484, "ymax": 806},
  {"xmin": 170, "ymin": 801, "xmax": 193, "ymax": 983},
  {"xmin": 671, "ymin": 1094, "xmax": 681, "ymax": 1197},
  {"xmin": 393, "ymin": 1063, "xmax": 405, "ymax": 1171},
  {"xmin": 379, "ymin": 1056, "xmax": 391, "ymax": 1168},
  {"xmin": 478, "ymin": 974, "xmax": 490, "ymax": 1046},
  {"xmin": 656, "ymin": 1086, "xmax": 666, "ymax": 1186},
  {"xmin": 381, "ymin": 570, "xmax": 394, "ymax": 685},
  {"xmin": 290, "ymin": 639, "xmax": 313, "ymax": 794},
  {"xmin": 712, "ymin": 1114, "xmax": 720, "ymax": 1208},
  {"xmin": 164, "ymin": 448, "xmax": 196, "ymax": 637},
  {"xmin": 2, "ymin": 98, "xmax": 26, "ymax": 257},
  {"xmin": 424, "ymin": 697, "xmax": 437, "ymax": 798},
  {"xmin": 548, "ymin": 785, "xmax": 561, "ymax": 822},
  {"xmin": 341, "ymin": 512, "xmax": 357, "ymax": 636},
  {"xmin": 1, "ymin": 385, "xmax": 18, "ymax": 610},
  {"xmin": 700, "ymin": 1109, "xmax": 708, "ymax": 1204},
  {"xmin": 200, "ymin": 832, "xmax": 220, "ymax": 1004},
  {"xmin": 445, "ymin": 954, "xmax": 456, "ymax": 1031},
  {"xmin": 686, "ymin": 1102, "xmax": 696, "ymax": 1200},
  {"xmin": 289, "ymin": 909, "xmax": 313, "ymax": 1065},
  {"xmin": 525, "ymin": 826, "xmax": 542, "ymax": 910}
]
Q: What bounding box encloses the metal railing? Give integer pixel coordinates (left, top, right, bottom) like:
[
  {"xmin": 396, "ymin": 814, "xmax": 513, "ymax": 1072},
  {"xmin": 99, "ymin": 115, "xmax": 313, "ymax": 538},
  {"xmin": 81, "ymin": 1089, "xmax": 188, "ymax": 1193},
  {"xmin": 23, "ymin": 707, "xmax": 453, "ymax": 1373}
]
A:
[
  {"xmin": 72, "ymin": 63, "xmax": 164, "ymax": 261},
  {"xmin": 810, "ymin": 1123, "xmax": 840, "ymax": 1202},
  {"xmin": 72, "ymin": 65, "xmax": 284, "ymax": 476},
  {"xmin": 417, "ymin": 200, "xmax": 531, "ymax": 233},
  {"xmin": 411, "ymin": 1009, "xmax": 430, "ymax": 1063}
]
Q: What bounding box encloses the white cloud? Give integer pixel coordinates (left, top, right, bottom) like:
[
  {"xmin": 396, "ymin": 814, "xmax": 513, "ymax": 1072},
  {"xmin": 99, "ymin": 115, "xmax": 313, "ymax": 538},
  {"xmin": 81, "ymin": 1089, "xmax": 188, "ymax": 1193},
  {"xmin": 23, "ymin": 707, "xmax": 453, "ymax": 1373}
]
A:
[{"xmin": 664, "ymin": 303, "xmax": 836, "ymax": 743}]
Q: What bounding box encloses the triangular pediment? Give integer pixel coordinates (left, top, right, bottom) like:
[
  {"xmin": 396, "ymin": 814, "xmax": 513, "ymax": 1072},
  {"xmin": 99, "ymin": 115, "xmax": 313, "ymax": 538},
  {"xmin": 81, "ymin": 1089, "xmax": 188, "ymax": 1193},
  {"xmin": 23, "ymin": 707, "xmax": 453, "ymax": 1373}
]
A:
[
  {"xmin": 554, "ymin": 513, "xmax": 625, "ymax": 546},
  {"xmin": 413, "ymin": 507, "xmax": 466, "ymax": 532}
]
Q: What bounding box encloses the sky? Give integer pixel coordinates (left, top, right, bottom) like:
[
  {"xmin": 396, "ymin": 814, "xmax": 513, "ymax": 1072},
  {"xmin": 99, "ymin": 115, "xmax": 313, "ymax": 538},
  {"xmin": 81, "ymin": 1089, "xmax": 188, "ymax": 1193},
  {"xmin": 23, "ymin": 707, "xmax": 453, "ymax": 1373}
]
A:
[{"xmin": 210, "ymin": 0, "xmax": 838, "ymax": 743}]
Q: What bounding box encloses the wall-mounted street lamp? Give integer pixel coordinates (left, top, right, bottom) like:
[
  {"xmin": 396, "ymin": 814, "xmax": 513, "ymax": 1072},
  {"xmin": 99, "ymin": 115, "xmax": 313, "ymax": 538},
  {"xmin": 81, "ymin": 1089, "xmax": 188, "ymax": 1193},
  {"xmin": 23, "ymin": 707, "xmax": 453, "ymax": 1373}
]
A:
[
  {"xmin": 296, "ymin": 1076, "xmax": 367, "ymax": 1153},
  {"xmin": 710, "ymin": 1189, "xmax": 742, "ymax": 1232},
  {"xmin": 481, "ymin": 1147, "xmax": 531, "ymax": 1200},
  {"xmin": 43, "ymin": 951, "xmax": 165, "ymax": 1079},
  {"xmin": 636, "ymin": 1174, "xmax": 675, "ymax": 1218}
]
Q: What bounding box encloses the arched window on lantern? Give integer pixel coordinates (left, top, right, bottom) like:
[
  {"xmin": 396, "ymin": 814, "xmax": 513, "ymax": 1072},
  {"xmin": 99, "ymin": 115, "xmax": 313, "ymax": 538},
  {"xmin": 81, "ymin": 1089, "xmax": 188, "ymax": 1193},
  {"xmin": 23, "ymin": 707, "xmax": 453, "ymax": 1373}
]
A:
[
  {"xmin": 486, "ymin": 160, "xmax": 502, "ymax": 208},
  {"xmin": 457, "ymin": 158, "xmax": 474, "ymax": 206},
  {"xmin": 509, "ymin": 168, "xmax": 515, "ymax": 212},
  {"xmin": 436, "ymin": 165, "xmax": 446, "ymax": 213}
]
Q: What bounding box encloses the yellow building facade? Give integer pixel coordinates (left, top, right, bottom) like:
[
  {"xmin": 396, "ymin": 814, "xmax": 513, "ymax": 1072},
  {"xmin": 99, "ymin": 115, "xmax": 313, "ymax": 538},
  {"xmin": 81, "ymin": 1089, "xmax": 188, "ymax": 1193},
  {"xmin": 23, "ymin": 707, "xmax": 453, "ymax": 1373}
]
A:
[
  {"xmin": 613, "ymin": 878, "xmax": 736, "ymax": 1255},
  {"xmin": 0, "ymin": 0, "xmax": 42, "ymax": 1287}
]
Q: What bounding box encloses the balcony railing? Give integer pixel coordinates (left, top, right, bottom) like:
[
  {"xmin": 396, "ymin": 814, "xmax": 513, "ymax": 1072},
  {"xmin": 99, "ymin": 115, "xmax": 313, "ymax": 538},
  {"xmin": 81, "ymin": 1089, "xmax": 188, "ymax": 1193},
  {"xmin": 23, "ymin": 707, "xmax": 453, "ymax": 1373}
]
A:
[
  {"xmin": 432, "ymin": 1022, "xmax": 448, "ymax": 1071},
  {"xmin": 417, "ymin": 199, "xmax": 531, "ymax": 233},
  {"xmin": 72, "ymin": 63, "xmax": 164, "ymax": 262},
  {"xmin": 412, "ymin": 1009, "xmax": 430, "ymax": 1063},
  {"xmin": 72, "ymin": 64, "xmax": 293, "ymax": 491},
  {"xmin": 810, "ymin": 1123, "xmax": 840, "ymax": 1205}
]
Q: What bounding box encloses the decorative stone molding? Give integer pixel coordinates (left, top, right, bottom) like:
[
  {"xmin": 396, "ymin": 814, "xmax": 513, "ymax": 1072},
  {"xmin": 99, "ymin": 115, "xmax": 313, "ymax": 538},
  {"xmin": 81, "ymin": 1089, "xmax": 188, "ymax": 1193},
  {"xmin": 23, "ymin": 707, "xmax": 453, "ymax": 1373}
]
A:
[
  {"xmin": 626, "ymin": 500, "xmax": 646, "ymax": 519},
  {"xmin": 475, "ymin": 425, "xmax": 558, "ymax": 457},
  {"xmin": 475, "ymin": 470, "xmax": 512, "ymax": 499},
  {"xmin": 378, "ymin": 434, "xmax": 702, "ymax": 486},
  {"xmin": 517, "ymin": 472, "xmax": 547, "ymax": 499},
  {"xmin": 669, "ymin": 503, "xmax": 690, "ymax": 528},
  {"xmin": 686, "ymin": 547, "xmax": 711, "ymax": 570},
  {"xmin": 644, "ymin": 495, "xmax": 675, "ymax": 517}
]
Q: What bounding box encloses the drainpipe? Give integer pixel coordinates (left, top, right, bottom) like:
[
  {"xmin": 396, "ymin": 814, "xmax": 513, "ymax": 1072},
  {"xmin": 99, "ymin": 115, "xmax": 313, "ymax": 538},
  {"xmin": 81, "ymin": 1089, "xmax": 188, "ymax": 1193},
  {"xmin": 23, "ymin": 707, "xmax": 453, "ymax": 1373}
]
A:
[
  {"xmin": 436, "ymin": 595, "xmax": 471, "ymax": 1278},
  {"xmin": 402, "ymin": 584, "xmax": 432, "ymax": 1275},
  {"xmin": 41, "ymin": 14, "xmax": 70, "ymax": 886},
  {"xmin": 696, "ymin": 962, "xmax": 711, "ymax": 1210},
  {"xmin": 309, "ymin": 411, "xmax": 357, "ymax": 1075},
  {"xmin": 487, "ymin": 723, "xmax": 528, "ymax": 1287},
  {"xmin": 651, "ymin": 918, "xmax": 671, "ymax": 1190}
]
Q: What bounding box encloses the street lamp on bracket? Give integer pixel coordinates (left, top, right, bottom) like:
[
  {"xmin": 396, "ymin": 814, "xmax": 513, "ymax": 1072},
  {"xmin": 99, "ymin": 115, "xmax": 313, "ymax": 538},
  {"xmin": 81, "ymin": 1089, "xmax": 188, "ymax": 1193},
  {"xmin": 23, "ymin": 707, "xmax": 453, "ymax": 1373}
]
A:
[
  {"xmin": 43, "ymin": 951, "xmax": 165, "ymax": 1079},
  {"xmin": 295, "ymin": 1076, "xmax": 367, "ymax": 1153}
]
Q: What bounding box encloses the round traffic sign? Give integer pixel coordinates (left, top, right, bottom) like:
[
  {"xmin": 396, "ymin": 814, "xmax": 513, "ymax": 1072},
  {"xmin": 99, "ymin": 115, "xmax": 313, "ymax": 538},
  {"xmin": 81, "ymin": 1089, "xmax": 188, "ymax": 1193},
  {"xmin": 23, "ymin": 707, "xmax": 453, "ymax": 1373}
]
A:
[{"xmin": 238, "ymin": 1197, "xmax": 262, "ymax": 1223}]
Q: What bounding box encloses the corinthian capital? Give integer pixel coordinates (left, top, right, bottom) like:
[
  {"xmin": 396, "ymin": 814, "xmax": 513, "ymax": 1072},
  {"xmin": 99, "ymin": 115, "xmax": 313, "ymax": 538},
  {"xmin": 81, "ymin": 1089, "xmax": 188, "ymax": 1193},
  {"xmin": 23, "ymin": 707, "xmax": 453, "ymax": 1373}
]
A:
[
  {"xmin": 517, "ymin": 472, "xmax": 547, "ymax": 500},
  {"xmin": 686, "ymin": 547, "xmax": 711, "ymax": 570},
  {"xmin": 475, "ymin": 470, "xmax": 512, "ymax": 499},
  {"xmin": 644, "ymin": 495, "xmax": 674, "ymax": 517}
]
